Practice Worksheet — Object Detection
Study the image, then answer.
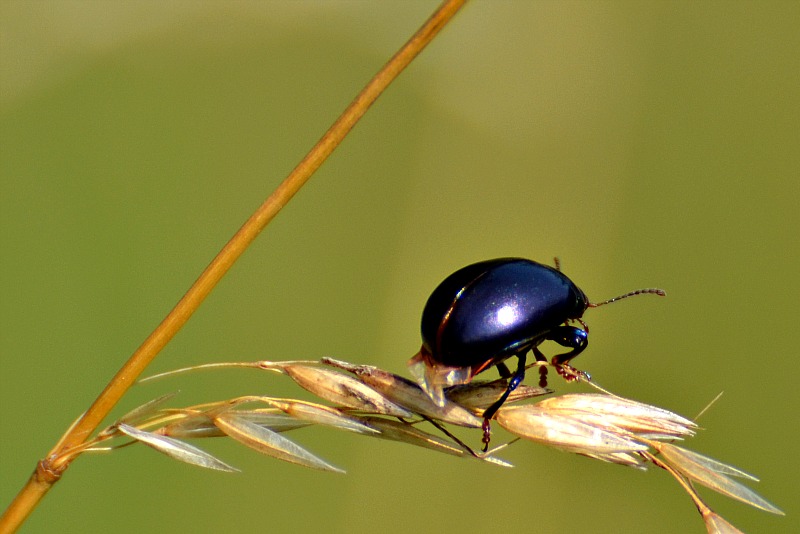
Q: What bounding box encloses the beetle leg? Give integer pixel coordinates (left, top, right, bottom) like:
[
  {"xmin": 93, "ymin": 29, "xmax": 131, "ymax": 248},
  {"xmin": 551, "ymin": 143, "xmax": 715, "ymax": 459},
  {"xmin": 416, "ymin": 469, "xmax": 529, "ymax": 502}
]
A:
[
  {"xmin": 556, "ymin": 364, "xmax": 592, "ymax": 383},
  {"xmin": 532, "ymin": 346, "xmax": 548, "ymax": 362},
  {"xmin": 546, "ymin": 325, "xmax": 588, "ymax": 366},
  {"xmin": 495, "ymin": 361, "xmax": 512, "ymax": 379},
  {"xmin": 545, "ymin": 326, "xmax": 592, "ymax": 382},
  {"xmin": 481, "ymin": 353, "xmax": 527, "ymax": 451},
  {"xmin": 538, "ymin": 364, "xmax": 549, "ymax": 388}
]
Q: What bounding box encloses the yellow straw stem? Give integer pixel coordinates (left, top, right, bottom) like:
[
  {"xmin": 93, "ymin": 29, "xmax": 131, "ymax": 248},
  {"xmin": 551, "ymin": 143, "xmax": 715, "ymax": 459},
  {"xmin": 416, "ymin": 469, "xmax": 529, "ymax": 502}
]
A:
[{"xmin": 0, "ymin": 2, "xmax": 467, "ymax": 532}]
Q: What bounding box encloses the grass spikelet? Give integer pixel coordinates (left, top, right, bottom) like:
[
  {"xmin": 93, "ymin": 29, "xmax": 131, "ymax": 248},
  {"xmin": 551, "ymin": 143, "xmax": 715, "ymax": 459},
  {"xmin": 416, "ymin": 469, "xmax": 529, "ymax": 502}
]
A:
[{"xmin": 72, "ymin": 358, "xmax": 781, "ymax": 533}]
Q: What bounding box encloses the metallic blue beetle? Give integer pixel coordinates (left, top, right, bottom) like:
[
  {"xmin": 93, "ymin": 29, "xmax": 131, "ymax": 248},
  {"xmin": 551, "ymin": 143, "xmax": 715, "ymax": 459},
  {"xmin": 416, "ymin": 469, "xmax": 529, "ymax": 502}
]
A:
[{"xmin": 408, "ymin": 257, "xmax": 664, "ymax": 449}]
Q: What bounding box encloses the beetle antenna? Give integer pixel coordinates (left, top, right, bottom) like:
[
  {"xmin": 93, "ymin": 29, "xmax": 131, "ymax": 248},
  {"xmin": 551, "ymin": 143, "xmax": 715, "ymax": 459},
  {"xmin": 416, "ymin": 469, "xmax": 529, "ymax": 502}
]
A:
[{"xmin": 589, "ymin": 288, "xmax": 666, "ymax": 307}]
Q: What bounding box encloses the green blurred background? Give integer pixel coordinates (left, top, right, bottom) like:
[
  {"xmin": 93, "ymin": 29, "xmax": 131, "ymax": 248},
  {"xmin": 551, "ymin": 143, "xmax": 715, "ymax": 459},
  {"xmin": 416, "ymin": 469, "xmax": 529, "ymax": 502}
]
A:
[{"xmin": 2, "ymin": 1, "xmax": 798, "ymax": 532}]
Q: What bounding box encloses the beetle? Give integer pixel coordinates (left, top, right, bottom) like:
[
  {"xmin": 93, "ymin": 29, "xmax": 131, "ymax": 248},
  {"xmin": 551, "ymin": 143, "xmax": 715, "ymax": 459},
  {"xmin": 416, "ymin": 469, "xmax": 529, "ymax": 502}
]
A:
[{"xmin": 407, "ymin": 257, "xmax": 665, "ymax": 450}]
